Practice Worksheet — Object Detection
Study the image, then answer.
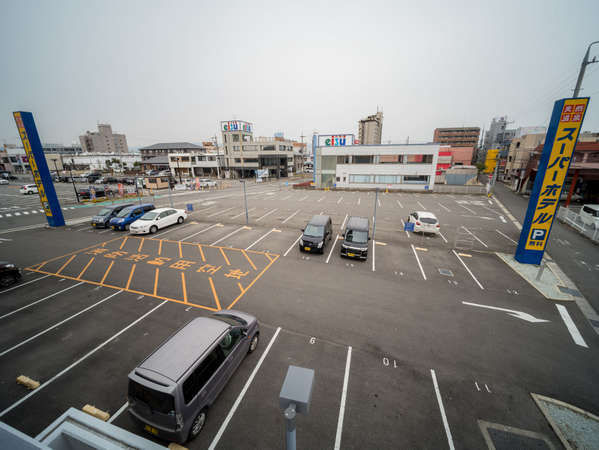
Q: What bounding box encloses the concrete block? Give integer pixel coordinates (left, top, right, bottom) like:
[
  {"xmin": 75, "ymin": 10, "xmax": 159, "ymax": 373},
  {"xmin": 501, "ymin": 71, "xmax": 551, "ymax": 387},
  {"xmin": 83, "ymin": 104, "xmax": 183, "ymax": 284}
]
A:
[
  {"xmin": 168, "ymin": 444, "xmax": 189, "ymax": 450},
  {"xmin": 16, "ymin": 375, "xmax": 40, "ymax": 390},
  {"xmin": 82, "ymin": 404, "xmax": 110, "ymax": 422}
]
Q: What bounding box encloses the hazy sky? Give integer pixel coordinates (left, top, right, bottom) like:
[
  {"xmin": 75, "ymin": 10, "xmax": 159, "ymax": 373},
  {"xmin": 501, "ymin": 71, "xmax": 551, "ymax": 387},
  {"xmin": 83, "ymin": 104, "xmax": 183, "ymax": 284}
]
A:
[{"xmin": 2, "ymin": 0, "xmax": 599, "ymax": 148}]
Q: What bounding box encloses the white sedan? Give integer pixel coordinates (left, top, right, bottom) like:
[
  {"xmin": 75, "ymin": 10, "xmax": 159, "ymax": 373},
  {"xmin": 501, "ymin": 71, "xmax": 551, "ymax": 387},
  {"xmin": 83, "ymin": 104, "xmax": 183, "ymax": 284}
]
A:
[
  {"xmin": 20, "ymin": 184, "xmax": 38, "ymax": 194},
  {"xmin": 0, "ymin": 179, "xmax": 8, "ymax": 185},
  {"xmin": 407, "ymin": 211, "xmax": 440, "ymax": 235},
  {"xmin": 129, "ymin": 207, "xmax": 187, "ymax": 234}
]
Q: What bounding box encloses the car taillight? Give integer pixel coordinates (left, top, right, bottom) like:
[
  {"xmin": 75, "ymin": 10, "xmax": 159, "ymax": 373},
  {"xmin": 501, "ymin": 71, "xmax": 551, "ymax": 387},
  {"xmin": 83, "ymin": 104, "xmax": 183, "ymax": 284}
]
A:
[
  {"xmin": 416, "ymin": 221, "xmax": 421, "ymax": 226},
  {"xmin": 436, "ymin": 224, "xmax": 440, "ymax": 228}
]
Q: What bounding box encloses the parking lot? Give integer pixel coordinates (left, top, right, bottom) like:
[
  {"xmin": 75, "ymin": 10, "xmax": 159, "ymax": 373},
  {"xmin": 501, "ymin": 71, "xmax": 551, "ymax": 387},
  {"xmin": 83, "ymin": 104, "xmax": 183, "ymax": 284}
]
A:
[{"xmin": 1, "ymin": 183, "xmax": 598, "ymax": 449}]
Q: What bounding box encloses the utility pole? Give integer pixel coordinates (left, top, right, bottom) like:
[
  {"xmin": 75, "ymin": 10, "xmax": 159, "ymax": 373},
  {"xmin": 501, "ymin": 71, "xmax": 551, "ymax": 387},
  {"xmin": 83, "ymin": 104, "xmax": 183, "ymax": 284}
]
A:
[
  {"xmin": 176, "ymin": 157, "xmax": 182, "ymax": 184},
  {"xmin": 242, "ymin": 180, "xmax": 249, "ymax": 225},
  {"xmin": 213, "ymin": 135, "xmax": 221, "ymax": 179},
  {"xmin": 372, "ymin": 188, "xmax": 378, "ymax": 240},
  {"xmin": 573, "ymin": 41, "xmax": 599, "ymax": 97}
]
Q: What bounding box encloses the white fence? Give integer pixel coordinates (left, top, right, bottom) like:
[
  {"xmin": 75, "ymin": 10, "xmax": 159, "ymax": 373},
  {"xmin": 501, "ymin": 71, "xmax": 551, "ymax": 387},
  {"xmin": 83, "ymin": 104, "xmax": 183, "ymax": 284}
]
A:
[{"xmin": 557, "ymin": 207, "xmax": 599, "ymax": 243}]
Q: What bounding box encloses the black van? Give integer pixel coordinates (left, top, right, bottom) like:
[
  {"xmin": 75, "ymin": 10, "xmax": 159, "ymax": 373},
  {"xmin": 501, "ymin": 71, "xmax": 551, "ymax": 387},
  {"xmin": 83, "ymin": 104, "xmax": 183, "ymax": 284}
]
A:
[
  {"xmin": 299, "ymin": 215, "xmax": 333, "ymax": 254},
  {"xmin": 340, "ymin": 216, "xmax": 370, "ymax": 260},
  {"xmin": 90, "ymin": 203, "xmax": 134, "ymax": 228}
]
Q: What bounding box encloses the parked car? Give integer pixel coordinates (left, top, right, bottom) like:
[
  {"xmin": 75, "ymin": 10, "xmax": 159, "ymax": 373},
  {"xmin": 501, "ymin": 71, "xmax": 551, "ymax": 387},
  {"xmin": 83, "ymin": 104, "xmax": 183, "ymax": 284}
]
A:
[
  {"xmin": 109, "ymin": 203, "xmax": 155, "ymax": 231},
  {"xmin": 0, "ymin": 179, "xmax": 8, "ymax": 185},
  {"xmin": 127, "ymin": 310, "xmax": 259, "ymax": 443},
  {"xmin": 580, "ymin": 204, "xmax": 599, "ymax": 228},
  {"xmin": 340, "ymin": 216, "xmax": 370, "ymax": 260},
  {"xmin": 78, "ymin": 187, "xmax": 113, "ymax": 200},
  {"xmin": 198, "ymin": 178, "xmax": 217, "ymax": 188},
  {"xmin": 0, "ymin": 261, "xmax": 21, "ymax": 287},
  {"xmin": 2, "ymin": 173, "xmax": 18, "ymax": 180},
  {"xmin": 407, "ymin": 211, "xmax": 440, "ymax": 235},
  {"xmin": 91, "ymin": 203, "xmax": 135, "ymax": 228},
  {"xmin": 299, "ymin": 215, "xmax": 333, "ymax": 253},
  {"xmin": 20, "ymin": 184, "xmax": 38, "ymax": 195},
  {"xmin": 130, "ymin": 207, "xmax": 187, "ymax": 234}
]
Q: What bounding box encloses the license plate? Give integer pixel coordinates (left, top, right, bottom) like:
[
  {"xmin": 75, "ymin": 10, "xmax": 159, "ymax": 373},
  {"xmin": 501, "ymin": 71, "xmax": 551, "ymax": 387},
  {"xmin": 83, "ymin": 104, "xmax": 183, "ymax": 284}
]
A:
[
  {"xmin": 92, "ymin": 223, "xmax": 96, "ymax": 227},
  {"xmin": 144, "ymin": 425, "xmax": 158, "ymax": 436},
  {"xmin": 304, "ymin": 247, "xmax": 311, "ymax": 251},
  {"xmin": 347, "ymin": 252, "xmax": 355, "ymax": 257},
  {"xmin": 112, "ymin": 226, "xmax": 116, "ymax": 230}
]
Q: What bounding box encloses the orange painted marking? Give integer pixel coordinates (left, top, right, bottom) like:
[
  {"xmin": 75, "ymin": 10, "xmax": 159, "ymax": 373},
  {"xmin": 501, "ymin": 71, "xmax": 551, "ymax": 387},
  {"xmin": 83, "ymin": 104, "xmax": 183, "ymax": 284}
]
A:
[
  {"xmin": 197, "ymin": 244, "xmax": 205, "ymax": 262},
  {"xmin": 209, "ymin": 277, "xmax": 221, "ymax": 310},
  {"xmin": 228, "ymin": 253, "xmax": 279, "ymax": 310},
  {"xmin": 119, "ymin": 237, "xmax": 128, "ymax": 250},
  {"xmin": 56, "ymin": 255, "xmax": 76, "ymax": 275},
  {"xmin": 158, "ymin": 239, "xmax": 163, "ymax": 255},
  {"xmin": 138, "ymin": 238, "xmax": 145, "ymax": 252},
  {"xmin": 220, "ymin": 248, "xmax": 231, "ymax": 266},
  {"xmin": 242, "ymin": 250, "xmax": 257, "ymax": 270},
  {"xmin": 77, "ymin": 257, "xmax": 95, "ymax": 279},
  {"xmin": 237, "ymin": 282, "xmax": 245, "ymax": 293},
  {"xmin": 100, "ymin": 261, "xmax": 114, "ymax": 284},
  {"xmin": 153, "ymin": 268, "xmax": 159, "ymax": 296},
  {"xmin": 178, "ymin": 241, "xmax": 183, "ymax": 258},
  {"xmin": 125, "ymin": 264, "xmax": 136, "ymax": 290},
  {"xmin": 181, "ymin": 272, "xmax": 188, "ymax": 303}
]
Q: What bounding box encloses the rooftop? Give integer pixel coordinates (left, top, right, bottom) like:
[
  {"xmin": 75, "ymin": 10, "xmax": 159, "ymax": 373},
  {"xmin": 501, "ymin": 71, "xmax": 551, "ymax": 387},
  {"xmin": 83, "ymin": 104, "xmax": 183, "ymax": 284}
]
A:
[{"xmin": 140, "ymin": 142, "xmax": 203, "ymax": 150}]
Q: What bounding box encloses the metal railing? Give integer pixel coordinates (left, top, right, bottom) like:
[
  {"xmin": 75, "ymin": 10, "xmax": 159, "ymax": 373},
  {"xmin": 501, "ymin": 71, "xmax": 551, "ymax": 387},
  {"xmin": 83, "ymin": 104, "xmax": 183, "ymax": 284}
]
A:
[{"xmin": 557, "ymin": 207, "xmax": 599, "ymax": 243}]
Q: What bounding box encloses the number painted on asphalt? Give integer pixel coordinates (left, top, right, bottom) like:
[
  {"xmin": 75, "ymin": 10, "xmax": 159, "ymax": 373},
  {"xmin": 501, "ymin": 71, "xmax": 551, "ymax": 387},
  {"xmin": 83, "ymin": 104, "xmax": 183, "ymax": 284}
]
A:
[
  {"xmin": 382, "ymin": 357, "xmax": 398, "ymax": 368},
  {"xmin": 309, "ymin": 337, "xmax": 316, "ymax": 344},
  {"xmin": 383, "ymin": 357, "xmax": 389, "ymax": 366}
]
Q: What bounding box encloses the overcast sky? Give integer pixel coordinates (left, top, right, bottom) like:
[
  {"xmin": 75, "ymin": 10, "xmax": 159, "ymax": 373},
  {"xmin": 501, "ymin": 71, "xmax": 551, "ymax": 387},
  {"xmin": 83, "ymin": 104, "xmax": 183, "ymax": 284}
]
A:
[{"xmin": 1, "ymin": 0, "xmax": 599, "ymax": 148}]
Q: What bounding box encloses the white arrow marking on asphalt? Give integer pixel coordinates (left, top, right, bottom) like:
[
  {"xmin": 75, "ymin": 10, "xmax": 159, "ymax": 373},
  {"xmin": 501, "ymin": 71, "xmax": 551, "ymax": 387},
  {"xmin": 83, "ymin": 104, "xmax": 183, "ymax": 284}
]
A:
[{"xmin": 462, "ymin": 301, "xmax": 549, "ymax": 323}]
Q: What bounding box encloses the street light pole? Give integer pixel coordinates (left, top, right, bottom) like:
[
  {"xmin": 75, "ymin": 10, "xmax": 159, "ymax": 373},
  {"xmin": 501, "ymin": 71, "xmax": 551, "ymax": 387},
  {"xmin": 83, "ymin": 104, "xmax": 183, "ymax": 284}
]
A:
[
  {"xmin": 372, "ymin": 188, "xmax": 378, "ymax": 240},
  {"xmin": 68, "ymin": 164, "xmax": 79, "ymax": 203},
  {"xmin": 242, "ymin": 180, "xmax": 249, "ymax": 225},
  {"xmin": 573, "ymin": 41, "xmax": 599, "ymax": 98}
]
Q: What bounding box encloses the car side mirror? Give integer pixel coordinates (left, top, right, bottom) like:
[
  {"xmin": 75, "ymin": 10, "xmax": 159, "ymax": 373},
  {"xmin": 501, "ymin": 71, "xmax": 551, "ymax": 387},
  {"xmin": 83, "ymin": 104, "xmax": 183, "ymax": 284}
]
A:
[{"xmin": 301, "ymin": 228, "xmax": 304, "ymax": 232}]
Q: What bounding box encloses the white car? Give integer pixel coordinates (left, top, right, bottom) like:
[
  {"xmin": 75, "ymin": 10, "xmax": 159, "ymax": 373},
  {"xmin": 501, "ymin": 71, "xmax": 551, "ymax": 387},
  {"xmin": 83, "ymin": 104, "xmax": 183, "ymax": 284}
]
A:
[
  {"xmin": 580, "ymin": 204, "xmax": 599, "ymax": 228},
  {"xmin": 0, "ymin": 179, "xmax": 8, "ymax": 185},
  {"xmin": 407, "ymin": 211, "xmax": 440, "ymax": 235},
  {"xmin": 129, "ymin": 207, "xmax": 187, "ymax": 234},
  {"xmin": 198, "ymin": 178, "xmax": 217, "ymax": 188},
  {"xmin": 20, "ymin": 184, "xmax": 38, "ymax": 195}
]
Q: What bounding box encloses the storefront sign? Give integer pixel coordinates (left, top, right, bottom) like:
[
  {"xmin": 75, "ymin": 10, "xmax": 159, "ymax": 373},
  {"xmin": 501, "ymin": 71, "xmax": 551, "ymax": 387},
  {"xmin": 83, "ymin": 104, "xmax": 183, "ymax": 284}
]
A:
[
  {"xmin": 221, "ymin": 120, "xmax": 252, "ymax": 133},
  {"xmin": 318, "ymin": 134, "xmax": 354, "ymax": 147},
  {"xmin": 515, "ymin": 97, "xmax": 589, "ymax": 264}
]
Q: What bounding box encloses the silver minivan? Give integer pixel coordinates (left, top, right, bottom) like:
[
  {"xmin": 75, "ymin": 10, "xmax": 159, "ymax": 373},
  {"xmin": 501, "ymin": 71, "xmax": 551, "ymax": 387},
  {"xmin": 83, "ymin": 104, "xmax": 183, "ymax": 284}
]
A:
[{"xmin": 127, "ymin": 310, "xmax": 260, "ymax": 443}]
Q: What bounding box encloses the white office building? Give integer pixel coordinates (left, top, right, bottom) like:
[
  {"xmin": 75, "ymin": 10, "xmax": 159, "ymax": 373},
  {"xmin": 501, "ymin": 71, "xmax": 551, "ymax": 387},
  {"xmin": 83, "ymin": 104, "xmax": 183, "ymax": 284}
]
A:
[{"xmin": 314, "ymin": 135, "xmax": 439, "ymax": 191}]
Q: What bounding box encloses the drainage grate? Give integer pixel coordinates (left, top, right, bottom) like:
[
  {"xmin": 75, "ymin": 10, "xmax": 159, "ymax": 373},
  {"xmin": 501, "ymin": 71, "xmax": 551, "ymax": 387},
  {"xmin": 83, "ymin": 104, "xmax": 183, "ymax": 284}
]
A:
[{"xmin": 438, "ymin": 268, "xmax": 454, "ymax": 277}]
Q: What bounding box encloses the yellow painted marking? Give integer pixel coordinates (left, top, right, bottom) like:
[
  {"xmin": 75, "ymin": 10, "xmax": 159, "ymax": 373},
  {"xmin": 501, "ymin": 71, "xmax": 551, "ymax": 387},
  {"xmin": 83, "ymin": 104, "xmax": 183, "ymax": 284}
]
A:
[
  {"xmin": 158, "ymin": 240, "xmax": 163, "ymax": 255},
  {"xmin": 375, "ymin": 241, "xmax": 387, "ymax": 246},
  {"xmin": 138, "ymin": 238, "xmax": 145, "ymax": 252},
  {"xmin": 237, "ymin": 282, "xmax": 245, "ymax": 293},
  {"xmin": 77, "ymin": 257, "xmax": 95, "ymax": 279},
  {"xmin": 228, "ymin": 253, "xmax": 279, "ymax": 310},
  {"xmin": 178, "ymin": 241, "xmax": 183, "ymax": 258},
  {"xmin": 272, "ymin": 228, "xmax": 282, "ymax": 232},
  {"xmin": 242, "ymin": 250, "xmax": 257, "ymax": 270},
  {"xmin": 198, "ymin": 244, "xmax": 206, "ymax": 262},
  {"xmin": 209, "ymin": 277, "xmax": 221, "ymax": 310},
  {"xmin": 264, "ymin": 253, "xmax": 275, "ymax": 263},
  {"xmin": 458, "ymin": 253, "xmax": 472, "ymax": 258},
  {"xmin": 125, "ymin": 264, "xmax": 136, "ymax": 290},
  {"xmin": 220, "ymin": 248, "xmax": 231, "ymax": 266},
  {"xmin": 153, "ymin": 268, "xmax": 159, "ymax": 296},
  {"xmin": 100, "ymin": 261, "xmax": 114, "ymax": 284},
  {"xmin": 119, "ymin": 237, "xmax": 128, "ymax": 250},
  {"xmin": 243, "ymin": 226, "xmax": 252, "ymax": 230},
  {"xmin": 36, "ymin": 261, "xmax": 48, "ymax": 270},
  {"xmin": 181, "ymin": 272, "xmax": 188, "ymax": 303},
  {"xmin": 414, "ymin": 247, "xmax": 428, "ymax": 251},
  {"xmin": 102, "ymin": 242, "xmax": 106, "ymax": 247},
  {"xmin": 56, "ymin": 255, "xmax": 76, "ymax": 275}
]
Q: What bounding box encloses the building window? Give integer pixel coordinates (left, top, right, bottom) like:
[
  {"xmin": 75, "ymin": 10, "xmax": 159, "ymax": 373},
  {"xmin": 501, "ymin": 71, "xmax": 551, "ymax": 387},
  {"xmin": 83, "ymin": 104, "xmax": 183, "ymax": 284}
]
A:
[
  {"xmin": 181, "ymin": 156, "xmax": 190, "ymax": 162},
  {"xmin": 379, "ymin": 155, "xmax": 401, "ymax": 163},
  {"xmin": 403, "ymin": 175, "xmax": 428, "ymax": 184},
  {"xmin": 336, "ymin": 177, "xmax": 340, "ymax": 182},
  {"xmin": 243, "ymin": 145, "xmax": 257, "ymax": 151},
  {"xmin": 349, "ymin": 174, "xmax": 373, "ymax": 183},
  {"xmin": 337, "ymin": 155, "xmax": 350, "ymax": 164},
  {"xmin": 405, "ymin": 154, "xmax": 433, "ymax": 164},
  {"xmin": 243, "ymin": 135, "xmax": 251, "ymax": 142},
  {"xmin": 235, "ymin": 158, "xmax": 241, "ymax": 163},
  {"xmin": 233, "ymin": 146, "xmax": 240, "ymax": 151},
  {"xmin": 262, "ymin": 145, "xmax": 275, "ymax": 151},
  {"xmin": 233, "ymin": 134, "xmax": 240, "ymax": 142},
  {"xmin": 353, "ymin": 155, "xmax": 373, "ymax": 164},
  {"xmin": 244, "ymin": 158, "xmax": 258, "ymax": 163},
  {"xmin": 375, "ymin": 175, "xmax": 397, "ymax": 184}
]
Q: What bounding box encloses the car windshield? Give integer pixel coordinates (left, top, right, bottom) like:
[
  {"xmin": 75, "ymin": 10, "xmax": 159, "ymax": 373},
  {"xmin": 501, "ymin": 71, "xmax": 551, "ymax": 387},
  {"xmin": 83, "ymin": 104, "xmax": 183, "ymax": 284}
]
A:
[
  {"xmin": 420, "ymin": 217, "xmax": 437, "ymax": 224},
  {"xmin": 346, "ymin": 230, "xmax": 368, "ymax": 244},
  {"xmin": 139, "ymin": 212, "xmax": 159, "ymax": 221},
  {"xmin": 304, "ymin": 224, "xmax": 324, "ymax": 237},
  {"xmin": 116, "ymin": 208, "xmax": 133, "ymax": 218},
  {"xmin": 98, "ymin": 208, "xmax": 113, "ymax": 216}
]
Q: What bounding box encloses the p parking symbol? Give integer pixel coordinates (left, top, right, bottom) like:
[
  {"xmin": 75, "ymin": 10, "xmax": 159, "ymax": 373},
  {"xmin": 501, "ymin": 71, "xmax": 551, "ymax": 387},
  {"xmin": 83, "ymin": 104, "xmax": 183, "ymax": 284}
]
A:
[{"xmin": 531, "ymin": 229, "xmax": 546, "ymax": 241}]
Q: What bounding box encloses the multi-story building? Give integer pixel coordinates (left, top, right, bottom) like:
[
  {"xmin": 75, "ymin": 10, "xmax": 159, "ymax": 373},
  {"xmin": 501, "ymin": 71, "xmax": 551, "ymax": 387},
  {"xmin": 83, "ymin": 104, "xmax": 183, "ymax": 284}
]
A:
[
  {"xmin": 480, "ymin": 117, "xmax": 516, "ymax": 162},
  {"xmin": 139, "ymin": 142, "xmax": 204, "ymax": 161},
  {"xmin": 358, "ymin": 111, "xmax": 383, "ymax": 145},
  {"xmin": 504, "ymin": 133, "xmax": 546, "ymax": 184},
  {"xmin": 220, "ymin": 120, "xmax": 296, "ymax": 178},
  {"xmin": 79, "ymin": 124, "xmax": 128, "ymax": 154},
  {"xmin": 314, "ymin": 135, "xmax": 439, "ymax": 190},
  {"xmin": 433, "ymin": 127, "xmax": 480, "ymax": 147},
  {"xmin": 168, "ymin": 151, "xmax": 224, "ymax": 179}
]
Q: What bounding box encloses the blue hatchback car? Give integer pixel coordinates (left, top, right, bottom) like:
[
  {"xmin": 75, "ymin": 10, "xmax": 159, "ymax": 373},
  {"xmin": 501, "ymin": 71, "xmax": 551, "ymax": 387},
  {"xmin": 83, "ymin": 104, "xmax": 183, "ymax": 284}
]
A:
[{"xmin": 109, "ymin": 203, "xmax": 155, "ymax": 231}]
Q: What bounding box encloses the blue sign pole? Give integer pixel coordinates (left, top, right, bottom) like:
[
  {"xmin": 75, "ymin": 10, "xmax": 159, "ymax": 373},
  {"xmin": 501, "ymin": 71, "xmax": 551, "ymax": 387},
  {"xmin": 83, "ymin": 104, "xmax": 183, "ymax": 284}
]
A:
[
  {"xmin": 13, "ymin": 112, "xmax": 65, "ymax": 227},
  {"xmin": 514, "ymin": 97, "xmax": 589, "ymax": 264}
]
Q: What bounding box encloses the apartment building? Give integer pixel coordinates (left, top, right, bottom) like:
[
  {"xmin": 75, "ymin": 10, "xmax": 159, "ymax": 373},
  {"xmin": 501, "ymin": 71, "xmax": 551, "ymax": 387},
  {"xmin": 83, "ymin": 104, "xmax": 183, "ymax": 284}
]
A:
[
  {"xmin": 79, "ymin": 124, "xmax": 128, "ymax": 154},
  {"xmin": 504, "ymin": 133, "xmax": 546, "ymax": 182},
  {"xmin": 139, "ymin": 142, "xmax": 204, "ymax": 161},
  {"xmin": 433, "ymin": 127, "xmax": 480, "ymax": 147},
  {"xmin": 358, "ymin": 111, "xmax": 383, "ymax": 145}
]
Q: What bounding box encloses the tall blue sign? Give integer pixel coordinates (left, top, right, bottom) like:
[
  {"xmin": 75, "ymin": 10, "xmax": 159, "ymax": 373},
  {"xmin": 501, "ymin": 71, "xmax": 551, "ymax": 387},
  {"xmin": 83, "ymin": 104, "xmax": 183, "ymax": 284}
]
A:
[
  {"xmin": 514, "ymin": 97, "xmax": 589, "ymax": 264},
  {"xmin": 13, "ymin": 112, "xmax": 65, "ymax": 227}
]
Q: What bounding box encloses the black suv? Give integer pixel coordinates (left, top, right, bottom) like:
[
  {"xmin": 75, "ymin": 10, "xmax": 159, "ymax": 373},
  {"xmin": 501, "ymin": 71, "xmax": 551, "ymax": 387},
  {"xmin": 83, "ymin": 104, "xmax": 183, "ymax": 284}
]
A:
[
  {"xmin": 299, "ymin": 215, "xmax": 333, "ymax": 254},
  {"xmin": 0, "ymin": 262, "xmax": 21, "ymax": 287}
]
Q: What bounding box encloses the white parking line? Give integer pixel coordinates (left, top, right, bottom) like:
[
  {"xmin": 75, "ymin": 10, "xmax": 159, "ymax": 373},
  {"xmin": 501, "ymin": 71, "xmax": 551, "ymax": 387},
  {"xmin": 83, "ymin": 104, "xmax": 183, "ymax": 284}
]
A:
[
  {"xmin": 5, "ymin": 213, "xmax": 12, "ymax": 217},
  {"xmin": 337, "ymin": 196, "xmax": 343, "ymax": 204},
  {"xmin": 0, "ymin": 300, "xmax": 167, "ymax": 418},
  {"xmin": 334, "ymin": 346, "xmax": 352, "ymax": 450},
  {"xmin": 0, "ymin": 274, "xmax": 50, "ymax": 295},
  {"xmin": 431, "ymin": 369, "xmax": 455, "ymax": 450},
  {"xmin": 372, "ymin": 240, "xmax": 376, "ymax": 272},
  {"xmin": 231, "ymin": 207, "xmax": 255, "ymax": 219},
  {"xmin": 556, "ymin": 305, "xmax": 588, "ymax": 348},
  {"xmin": 326, "ymin": 234, "xmax": 340, "ymax": 263},
  {"xmin": 495, "ymin": 229, "xmax": 517, "ymax": 244},
  {"xmin": 22, "ymin": 211, "xmax": 29, "ymax": 215},
  {"xmin": 282, "ymin": 209, "xmax": 300, "ymax": 224},
  {"xmin": 438, "ymin": 231, "xmax": 448, "ymax": 243},
  {"xmin": 341, "ymin": 214, "xmax": 348, "ymax": 231},
  {"xmin": 181, "ymin": 223, "xmax": 222, "ymax": 242},
  {"xmin": 417, "ymin": 201, "xmax": 425, "ymax": 209},
  {"xmin": 108, "ymin": 401, "xmax": 129, "ymax": 423},
  {"xmin": 256, "ymin": 208, "xmax": 278, "ymax": 222},
  {"xmin": 462, "ymin": 226, "xmax": 488, "ymax": 248},
  {"xmin": 452, "ymin": 250, "xmax": 484, "ymax": 290},
  {"xmin": 411, "ymin": 244, "xmax": 426, "ymax": 279},
  {"xmin": 459, "ymin": 204, "xmax": 476, "ymax": 214},
  {"xmin": 246, "ymin": 228, "xmax": 278, "ymax": 250},
  {"xmin": 318, "ymin": 196, "xmax": 324, "ymax": 202},
  {"xmin": 0, "ymin": 290, "xmax": 122, "ymax": 357},
  {"xmin": 299, "ymin": 195, "xmax": 308, "ymax": 202},
  {"xmin": 209, "ymin": 327, "xmax": 281, "ymax": 450},
  {"xmin": 396, "ymin": 199, "xmax": 403, "ymax": 208},
  {"xmin": 14, "ymin": 212, "xmax": 21, "ymax": 216},
  {"xmin": 357, "ymin": 197, "xmax": 361, "ymax": 205},
  {"xmin": 378, "ymin": 198, "xmax": 382, "ymax": 208},
  {"xmin": 438, "ymin": 202, "xmax": 450, "ymax": 212},
  {"xmin": 284, "ymin": 234, "xmax": 302, "ymax": 256},
  {"xmin": 499, "ymin": 215, "xmax": 507, "ymax": 223},
  {"xmin": 212, "ymin": 226, "xmax": 247, "ymax": 246},
  {"xmin": 153, "ymin": 222, "xmax": 192, "ymax": 238},
  {"xmin": 0, "ymin": 282, "xmax": 84, "ymax": 320},
  {"xmin": 208, "ymin": 206, "xmax": 234, "ymax": 217}
]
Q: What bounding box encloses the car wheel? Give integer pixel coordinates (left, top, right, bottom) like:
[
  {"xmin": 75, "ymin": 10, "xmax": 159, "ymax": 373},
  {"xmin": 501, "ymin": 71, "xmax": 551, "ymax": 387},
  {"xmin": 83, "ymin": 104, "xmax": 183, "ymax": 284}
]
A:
[
  {"xmin": 177, "ymin": 216, "xmax": 184, "ymax": 224},
  {"xmin": 0, "ymin": 273, "xmax": 17, "ymax": 288},
  {"xmin": 150, "ymin": 225, "xmax": 158, "ymax": 234},
  {"xmin": 248, "ymin": 333, "xmax": 259, "ymax": 353},
  {"xmin": 125, "ymin": 224, "xmax": 130, "ymax": 231},
  {"xmin": 188, "ymin": 410, "xmax": 207, "ymax": 441}
]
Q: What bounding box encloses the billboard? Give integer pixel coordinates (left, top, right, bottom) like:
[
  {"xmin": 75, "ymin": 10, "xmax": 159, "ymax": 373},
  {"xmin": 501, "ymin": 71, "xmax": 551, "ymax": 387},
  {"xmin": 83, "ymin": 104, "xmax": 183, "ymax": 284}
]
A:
[
  {"xmin": 221, "ymin": 120, "xmax": 252, "ymax": 133},
  {"xmin": 13, "ymin": 112, "xmax": 65, "ymax": 227},
  {"xmin": 515, "ymin": 97, "xmax": 589, "ymax": 265},
  {"xmin": 317, "ymin": 134, "xmax": 355, "ymax": 147}
]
